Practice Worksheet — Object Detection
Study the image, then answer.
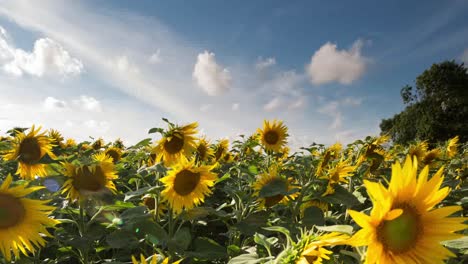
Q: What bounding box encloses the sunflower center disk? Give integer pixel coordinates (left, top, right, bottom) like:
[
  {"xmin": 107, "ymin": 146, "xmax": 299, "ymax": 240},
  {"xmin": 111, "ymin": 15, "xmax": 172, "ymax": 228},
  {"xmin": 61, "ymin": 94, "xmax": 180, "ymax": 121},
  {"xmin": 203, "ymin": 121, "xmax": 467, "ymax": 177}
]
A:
[
  {"xmin": 377, "ymin": 207, "xmax": 421, "ymax": 253},
  {"xmin": 73, "ymin": 165, "xmax": 107, "ymax": 192},
  {"xmin": 264, "ymin": 194, "xmax": 284, "ymax": 207},
  {"xmin": 174, "ymin": 169, "xmax": 201, "ymax": 196},
  {"xmin": 164, "ymin": 134, "xmax": 184, "ymax": 154},
  {"xmin": 0, "ymin": 194, "xmax": 26, "ymax": 228},
  {"xmin": 18, "ymin": 137, "xmax": 42, "ymax": 164},
  {"xmin": 106, "ymin": 150, "xmax": 120, "ymax": 162},
  {"xmin": 197, "ymin": 145, "xmax": 207, "ymax": 159},
  {"xmin": 264, "ymin": 131, "xmax": 279, "ymax": 145}
]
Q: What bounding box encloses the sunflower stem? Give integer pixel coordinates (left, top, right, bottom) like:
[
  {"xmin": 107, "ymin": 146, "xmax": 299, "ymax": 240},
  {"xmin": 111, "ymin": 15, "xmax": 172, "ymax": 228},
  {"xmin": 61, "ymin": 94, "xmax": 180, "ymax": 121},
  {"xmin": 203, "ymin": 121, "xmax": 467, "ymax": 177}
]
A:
[{"xmin": 78, "ymin": 200, "xmax": 89, "ymax": 264}]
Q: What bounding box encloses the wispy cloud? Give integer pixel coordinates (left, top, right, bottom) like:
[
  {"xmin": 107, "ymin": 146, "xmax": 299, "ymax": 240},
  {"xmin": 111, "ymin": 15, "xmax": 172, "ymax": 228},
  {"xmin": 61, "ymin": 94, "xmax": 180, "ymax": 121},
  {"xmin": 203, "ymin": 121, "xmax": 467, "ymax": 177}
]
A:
[{"xmin": 255, "ymin": 57, "xmax": 276, "ymax": 70}]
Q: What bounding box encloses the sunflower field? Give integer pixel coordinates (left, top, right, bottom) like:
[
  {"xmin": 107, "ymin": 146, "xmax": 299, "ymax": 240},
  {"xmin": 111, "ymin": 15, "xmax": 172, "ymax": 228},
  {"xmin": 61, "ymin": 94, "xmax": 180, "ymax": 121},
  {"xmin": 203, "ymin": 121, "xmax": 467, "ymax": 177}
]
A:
[{"xmin": 0, "ymin": 119, "xmax": 466, "ymax": 264}]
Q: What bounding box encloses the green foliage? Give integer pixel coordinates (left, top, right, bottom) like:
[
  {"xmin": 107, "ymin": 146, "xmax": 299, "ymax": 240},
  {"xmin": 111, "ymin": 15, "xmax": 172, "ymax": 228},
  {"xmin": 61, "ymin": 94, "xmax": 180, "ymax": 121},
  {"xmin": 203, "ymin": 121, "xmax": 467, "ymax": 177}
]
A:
[{"xmin": 380, "ymin": 60, "xmax": 468, "ymax": 144}]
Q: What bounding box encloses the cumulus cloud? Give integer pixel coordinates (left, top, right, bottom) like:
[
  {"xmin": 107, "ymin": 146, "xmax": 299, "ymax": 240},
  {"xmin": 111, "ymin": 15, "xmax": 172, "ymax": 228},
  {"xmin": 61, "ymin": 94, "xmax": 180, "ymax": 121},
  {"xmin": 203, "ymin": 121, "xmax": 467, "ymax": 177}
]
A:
[
  {"xmin": 307, "ymin": 39, "xmax": 367, "ymax": 85},
  {"xmin": 0, "ymin": 27, "xmax": 83, "ymax": 77},
  {"xmin": 149, "ymin": 49, "xmax": 162, "ymax": 64},
  {"xmin": 232, "ymin": 103, "xmax": 239, "ymax": 111},
  {"xmin": 255, "ymin": 57, "xmax": 276, "ymax": 70},
  {"xmin": 193, "ymin": 51, "xmax": 231, "ymax": 96},
  {"xmin": 200, "ymin": 104, "xmax": 212, "ymax": 112},
  {"xmin": 43, "ymin": 96, "xmax": 67, "ymax": 110},
  {"xmin": 73, "ymin": 95, "xmax": 101, "ymax": 111}
]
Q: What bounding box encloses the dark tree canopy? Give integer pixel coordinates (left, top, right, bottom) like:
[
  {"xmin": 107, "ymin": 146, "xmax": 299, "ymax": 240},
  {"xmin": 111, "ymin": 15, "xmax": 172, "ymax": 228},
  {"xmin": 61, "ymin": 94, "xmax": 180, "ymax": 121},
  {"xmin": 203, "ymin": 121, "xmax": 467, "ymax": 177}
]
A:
[{"xmin": 380, "ymin": 61, "xmax": 468, "ymax": 144}]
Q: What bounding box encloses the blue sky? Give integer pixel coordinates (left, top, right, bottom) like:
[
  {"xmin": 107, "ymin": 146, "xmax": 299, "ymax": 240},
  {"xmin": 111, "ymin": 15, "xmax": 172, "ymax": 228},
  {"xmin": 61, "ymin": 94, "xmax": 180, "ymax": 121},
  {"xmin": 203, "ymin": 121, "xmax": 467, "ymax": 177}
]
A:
[{"xmin": 0, "ymin": 0, "xmax": 467, "ymax": 149}]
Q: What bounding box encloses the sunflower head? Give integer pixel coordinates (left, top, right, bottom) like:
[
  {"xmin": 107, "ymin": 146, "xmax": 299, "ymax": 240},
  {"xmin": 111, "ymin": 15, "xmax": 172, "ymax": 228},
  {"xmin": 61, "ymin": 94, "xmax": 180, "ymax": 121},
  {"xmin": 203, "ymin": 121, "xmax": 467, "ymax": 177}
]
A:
[
  {"xmin": 408, "ymin": 141, "xmax": 428, "ymax": 162},
  {"xmin": 48, "ymin": 129, "xmax": 64, "ymax": 146},
  {"xmin": 61, "ymin": 152, "xmax": 118, "ymax": 202},
  {"xmin": 213, "ymin": 139, "xmax": 229, "ymax": 162},
  {"xmin": 257, "ymin": 120, "xmax": 288, "ymax": 152},
  {"xmin": 422, "ymin": 148, "xmax": 441, "ymax": 167},
  {"xmin": 64, "ymin": 138, "xmax": 77, "ymax": 148},
  {"xmin": 104, "ymin": 147, "xmax": 123, "ymax": 163},
  {"xmin": 113, "ymin": 138, "xmax": 125, "ymax": 149},
  {"xmin": 316, "ymin": 143, "xmax": 342, "ymax": 176},
  {"xmin": 142, "ymin": 195, "xmax": 167, "ymax": 218},
  {"xmin": 92, "ymin": 138, "xmax": 105, "ymax": 150},
  {"xmin": 252, "ymin": 166, "xmax": 299, "ymax": 208},
  {"xmin": 446, "ymin": 136, "xmax": 459, "ymax": 158},
  {"xmin": 3, "ymin": 125, "xmax": 56, "ymax": 179},
  {"xmin": 0, "ymin": 174, "xmax": 60, "ymax": 261},
  {"xmin": 347, "ymin": 156, "xmax": 467, "ymax": 263},
  {"xmin": 131, "ymin": 254, "xmax": 182, "ymax": 264},
  {"xmin": 195, "ymin": 136, "xmax": 214, "ymax": 162},
  {"xmin": 160, "ymin": 158, "xmax": 217, "ymax": 214},
  {"xmin": 154, "ymin": 122, "xmax": 198, "ymax": 166}
]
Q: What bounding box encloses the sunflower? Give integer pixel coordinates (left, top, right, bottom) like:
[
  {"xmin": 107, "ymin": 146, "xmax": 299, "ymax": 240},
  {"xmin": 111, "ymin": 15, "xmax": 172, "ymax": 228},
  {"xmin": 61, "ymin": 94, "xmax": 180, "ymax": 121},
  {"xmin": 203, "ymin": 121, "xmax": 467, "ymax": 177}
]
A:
[
  {"xmin": 316, "ymin": 143, "xmax": 342, "ymax": 177},
  {"xmin": 446, "ymin": 136, "xmax": 459, "ymax": 158},
  {"xmin": 320, "ymin": 159, "xmax": 356, "ymax": 196},
  {"xmin": 296, "ymin": 232, "xmax": 350, "ymax": 264},
  {"xmin": 195, "ymin": 136, "xmax": 214, "ymax": 162},
  {"xmin": 92, "ymin": 138, "xmax": 105, "ymax": 150},
  {"xmin": 257, "ymin": 120, "xmax": 288, "ymax": 152},
  {"xmin": 160, "ymin": 159, "xmax": 217, "ymax": 214},
  {"xmin": 48, "ymin": 129, "xmax": 64, "ymax": 147},
  {"xmin": 0, "ymin": 174, "xmax": 60, "ymax": 261},
  {"xmin": 213, "ymin": 139, "xmax": 229, "ymax": 162},
  {"xmin": 422, "ymin": 148, "xmax": 441, "ymax": 167},
  {"xmin": 142, "ymin": 195, "xmax": 167, "ymax": 218},
  {"xmin": 3, "ymin": 125, "xmax": 56, "ymax": 179},
  {"xmin": 61, "ymin": 152, "xmax": 118, "ymax": 202},
  {"xmin": 104, "ymin": 147, "xmax": 123, "ymax": 163},
  {"xmin": 131, "ymin": 254, "xmax": 182, "ymax": 264},
  {"xmin": 356, "ymin": 136, "xmax": 389, "ymax": 167},
  {"xmin": 408, "ymin": 140, "xmax": 428, "ymax": 163},
  {"xmin": 64, "ymin": 138, "xmax": 77, "ymax": 148},
  {"xmin": 347, "ymin": 156, "xmax": 467, "ymax": 263},
  {"xmin": 252, "ymin": 166, "xmax": 299, "ymax": 208},
  {"xmin": 300, "ymin": 200, "xmax": 329, "ymax": 216},
  {"xmin": 153, "ymin": 122, "xmax": 198, "ymax": 166}
]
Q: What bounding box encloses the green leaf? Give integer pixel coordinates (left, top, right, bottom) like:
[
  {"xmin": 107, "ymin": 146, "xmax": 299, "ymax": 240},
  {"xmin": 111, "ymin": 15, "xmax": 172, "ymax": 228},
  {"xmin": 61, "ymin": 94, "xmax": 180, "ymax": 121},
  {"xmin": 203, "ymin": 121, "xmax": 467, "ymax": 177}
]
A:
[
  {"xmin": 228, "ymin": 253, "xmax": 272, "ymax": 264},
  {"xmin": 148, "ymin": 128, "xmax": 164, "ymax": 134},
  {"xmin": 186, "ymin": 237, "xmax": 227, "ymax": 260},
  {"xmin": 321, "ymin": 184, "xmax": 361, "ymax": 206},
  {"xmin": 235, "ymin": 211, "xmax": 269, "ymax": 236},
  {"xmin": 168, "ymin": 227, "xmax": 191, "ymax": 252},
  {"xmin": 248, "ymin": 165, "xmax": 258, "ymax": 175},
  {"xmin": 258, "ymin": 179, "xmax": 288, "ymax": 198},
  {"xmin": 131, "ymin": 138, "xmax": 153, "ymax": 149},
  {"xmin": 262, "ymin": 226, "xmax": 291, "ymax": 238},
  {"xmin": 302, "ymin": 206, "xmax": 325, "ymax": 227},
  {"xmin": 443, "ymin": 237, "xmax": 468, "ymax": 249},
  {"xmin": 106, "ymin": 230, "xmax": 139, "ymax": 249},
  {"xmin": 315, "ymin": 225, "xmax": 353, "ymax": 235},
  {"xmin": 141, "ymin": 222, "xmax": 168, "ymax": 245},
  {"xmin": 216, "ymin": 172, "xmax": 231, "ymax": 184},
  {"xmin": 254, "ymin": 233, "xmax": 277, "ymax": 254},
  {"xmin": 123, "ymin": 186, "xmax": 155, "ymax": 201}
]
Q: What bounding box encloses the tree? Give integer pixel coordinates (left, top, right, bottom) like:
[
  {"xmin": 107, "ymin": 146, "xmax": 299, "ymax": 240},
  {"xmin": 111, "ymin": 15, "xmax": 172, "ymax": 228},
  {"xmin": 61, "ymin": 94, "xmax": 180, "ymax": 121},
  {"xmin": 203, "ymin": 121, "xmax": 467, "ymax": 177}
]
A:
[{"xmin": 380, "ymin": 60, "xmax": 468, "ymax": 144}]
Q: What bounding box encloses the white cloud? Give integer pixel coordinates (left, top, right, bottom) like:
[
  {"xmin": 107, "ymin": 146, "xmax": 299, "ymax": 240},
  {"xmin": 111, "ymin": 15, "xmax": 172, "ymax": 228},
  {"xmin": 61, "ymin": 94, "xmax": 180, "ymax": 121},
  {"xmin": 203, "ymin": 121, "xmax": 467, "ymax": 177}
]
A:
[
  {"xmin": 149, "ymin": 49, "xmax": 162, "ymax": 64},
  {"xmin": 307, "ymin": 39, "xmax": 367, "ymax": 85},
  {"xmin": 264, "ymin": 97, "xmax": 282, "ymax": 111},
  {"xmin": 288, "ymin": 97, "xmax": 306, "ymax": 110},
  {"xmin": 318, "ymin": 101, "xmax": 342, "ymax": 129},
  {"xmin": 43, "ymin": 96, "xmax": 67, "ymax": 110},
  {"xmin": 342, "ymin": 97, "xmax": 363, "ymax": 106},
  {"xmin": 74, "ymin": 95, "xmax": 101, "ymax": 111},
  {"xmin": 84, "ymin": 119, "xmax": 110, "ymax": 133},
  {"xmin": 193, "ymin": 51, "xmax": 231, "ymax": 96},
  {"xmin": 462, "ymin": 48, "xmax": 468, "ymax": 65},
  {"xmin": 255, "ymin": 57, "xmax": 276, "ymax": 70},
  {"xmin": 232, "ymin": 103, "xmax": 239, "ymax": 111},
  {"xmin": 112, "ymin": 55, "xmax": 139, "ymax": 74},
  {"xmin": 0, "ymin": 28, "xmax": 83, "ymax": 77}
]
